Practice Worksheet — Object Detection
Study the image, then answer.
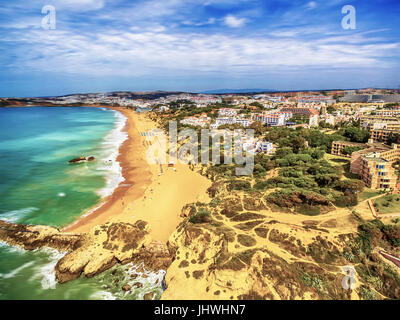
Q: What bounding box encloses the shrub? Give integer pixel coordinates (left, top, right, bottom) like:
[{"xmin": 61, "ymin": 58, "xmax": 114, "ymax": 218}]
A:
[
  {"xmin": 266, "ymin": 189, "xmax": 329, "ymax": 209},
  {"xmin": 209, "ymin": 198, "xmax": 221, "ymax": 208},
  {"xmin": 382, "ymin": 224, "xmax": 400, "ymax": 247},
  {"xmin": 189, "ymin": 208, "xmax": 211, "ymax": 224},
  {"xmin": 227, "ymin": 180, "xmax": 251, "ymax": 191},
  {"xmin": 360, "ymin": 286, "xmax": 377, "ymax": 300},
  {"xmin": 334, "ymin": 193, "xmax": 358, "ymax": 207},
  {"xmin": 253, "ymin": 164, "xmax": 267, "ymax": 177},
  {"xmin": 333, "ymin": 180, "xmax": 365, "ymax": 193}
]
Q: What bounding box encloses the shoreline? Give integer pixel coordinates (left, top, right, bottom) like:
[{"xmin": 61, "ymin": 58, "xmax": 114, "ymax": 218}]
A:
[
  {"xmin": 62, "ymin": 106, "xmax": 152, "ymax": 234},
  {"xmin": 63, "ymin": 106, "xmax": 211, "ymax": 242}
]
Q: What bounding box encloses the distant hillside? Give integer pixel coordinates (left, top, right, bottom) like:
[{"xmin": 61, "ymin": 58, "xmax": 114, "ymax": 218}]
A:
[
  {"xmin": 201, "ymin": 89, "xmax": 275, "ymax": 94},
  {"xmin": 106, "ymin": 91, "xmax": 186, "ymax": 100}
]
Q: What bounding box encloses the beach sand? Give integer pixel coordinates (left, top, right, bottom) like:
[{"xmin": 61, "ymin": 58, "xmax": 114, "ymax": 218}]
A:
[{"xmin": 63, "ymin": 107, "xmax": 211, "ymax": 242}]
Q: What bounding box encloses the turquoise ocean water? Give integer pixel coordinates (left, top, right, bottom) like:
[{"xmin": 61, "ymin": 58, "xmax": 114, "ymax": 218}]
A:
[{"xmin": 0, "ymin": 107, "xmax": 164, "ymax": 300}]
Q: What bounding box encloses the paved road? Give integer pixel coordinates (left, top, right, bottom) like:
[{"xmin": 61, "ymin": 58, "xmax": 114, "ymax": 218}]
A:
[{"xmin": 379, "ymin": 250, "xmax": 400, "ymax": 268}]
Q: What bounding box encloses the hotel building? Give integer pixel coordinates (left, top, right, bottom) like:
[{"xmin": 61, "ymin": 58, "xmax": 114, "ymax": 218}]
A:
[{"xmin": 349, "ymin": 143, "xmax": 400, "ymax": 189}]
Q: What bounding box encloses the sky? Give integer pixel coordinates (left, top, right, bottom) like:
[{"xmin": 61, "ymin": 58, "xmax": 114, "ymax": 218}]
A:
[{"xmin": 0, "ymin": 0, "xmax": 399, "ymax": 97}]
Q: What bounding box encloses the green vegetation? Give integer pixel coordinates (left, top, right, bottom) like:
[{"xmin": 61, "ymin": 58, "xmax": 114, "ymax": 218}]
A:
[
  {"xmin": 301, "ymin": 272, "xmax": 323, "ymax": 290},
  {"xmin": 248, "ymin": 102, "xmax": 264, "ymax": 109},
  {"xmin": 341, "ymin": 126, "xmax": 371, "ymax": 143},
  {"xmin": 288, "ymin": 114, "xmax": 309, "ymax": 125},
  {"xmin": 189, "ymin": 207, "xmax": 211, "ymax": 224},
  {"xmin": 249, "ymin": 121, "xmax": 266, "ymax": 136},
  {"xmin": 324, "ymin": 153, "xmax": 350, "ymax": 166},
  {"xmin": 360, "ymin": 286, "xmax": 377, "ymax": 300},
  {"xmin": 387, "ymin": 132, "xmax": 400, "ymax": 145},
  {"xmin": 204, "ymin": 125, "xmax": 366, "ymax": 214},
  {"xmin": 326, "ymin": 105, "xmax": 336, "ymax": 114},
  {"xmin": 358, "ymin": 189, "xmax": 382, "ymax": 202},
  {"xmin": 264, "ymin": 126, "xmax": 345, "ymax": 153},
  {"xmin": 253, "ymin": 143, "xmax": 364, "ymax": 212},
  {"xmin": 374, "ymin": 194, "xmax": 400, "ymax": 214},
  {"xmin": 341, "ymin": 146, "xmax": 364, "ymax": 155},
  {"xmin": 356, "ymin": 219, "xmax": 400, "ymax": 253},
  {"xmin": 227, "ymin": 180, "xmax": 251, "ymax": 192},
  {"xmin": 343, "ymin": 219, "xmax": 400, "ymax": 299}
]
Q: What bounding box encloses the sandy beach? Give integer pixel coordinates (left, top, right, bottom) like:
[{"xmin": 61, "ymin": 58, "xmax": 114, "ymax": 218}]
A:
[{"xmin": 63, "ymin": 107, "xmax": 211, "ymax": 242}]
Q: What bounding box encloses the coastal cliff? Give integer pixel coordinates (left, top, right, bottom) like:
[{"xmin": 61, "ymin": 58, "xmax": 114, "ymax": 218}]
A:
[
  {"xmin": 0, "ymin": 220, "xmax": 172, "ymax": 284},
  {"xmin": 1, "ymin": 199, "xmax": 399, "ymax": 300},
  {"xmin": 161, "ymin": 189, "xmax": 400, "ymax": 300}
]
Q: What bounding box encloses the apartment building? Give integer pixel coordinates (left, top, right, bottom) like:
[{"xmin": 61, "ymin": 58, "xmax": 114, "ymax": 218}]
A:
[
  {"xmin": 358, "ymin": 157, "xmax": 396, "ymax": 190},
  {"xmin": 180, "ymin": 114, "xmax": 210, "ymax": 128},
  {"xmin": 331, "ymin": 141, "xmax": 366, "ymax": 157},
  {"xmin": 218, "ymin": 108, "xmax": 237, "ymax": 117},
  {"xmin": 252, "ymin": 113, "xmax": 286, "ymax": 126},
  {"xmin": 349, "ymin": 143, "xmax": 400, "ymax": 189},
  {"xmin": 215, "ymin": 117, "xmax": 237, "ymax": 127},
  {"xmin": 235, "ymin": 118, "xmax": 253, "ymax": 128},
  {"xmin": 280, "ymin": 107, "xmax": 320, "ymax": 117},
  {"xmin": 359, "ymin": 115, "xmax": 400, "ymax": 144},
  {"xmin": 375, "ymin": 110, "xmax": 400, "ymax": 117},
  {"xmin": 309, "ymin": 114, "xmax": 319, "ymax": 127},
  {"xmin": 361, "ymin": 115, "xmax": 400, "ymax": 130},
  {"xmin": 371, "ymin": 128, "xmax": 400, "ymax": 144}
]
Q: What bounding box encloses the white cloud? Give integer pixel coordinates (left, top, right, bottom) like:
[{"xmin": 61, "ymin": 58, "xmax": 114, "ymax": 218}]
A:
[
  {"xmin": 4, "ymin": 26, "xmax": 397, "ymax": 79},
  {"xmin": 52, "ymin": 0, "xmax": 105, "ymax": 11},
  {"xmin": 151, "ymin": 25, "xmax": 167, "ymax": 32},
  {"xmin": 182, "ymin": 18, "xmax": 216, "ymax": 26},
  {"xmin": 224, "ymin": 15, "xmax": 247, "ymax": 28},
  {"xmin": 306, "ymin": 1, "xmax": 317, "ymax": 10}
]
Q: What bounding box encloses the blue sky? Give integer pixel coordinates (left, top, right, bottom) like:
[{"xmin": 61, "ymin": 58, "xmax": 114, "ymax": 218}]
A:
[{"xmin": 0, "ymin": 0, "xmax": 399, "ymax": 97}]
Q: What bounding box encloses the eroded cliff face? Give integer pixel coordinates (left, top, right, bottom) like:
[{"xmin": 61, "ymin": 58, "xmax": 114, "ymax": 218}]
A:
[
  {"xmin": 1, "ymin": 196, "xmax": 399, "ymax": 300},
  {"xmin": 163, "ymin": 220, "xmax": 352, "ymax": 300},
  {"xmin": 0, "ymin": 220, "xmax": 172, "ymax": 284},
  {"xmin": 161, "ymin": 193, "xmax": 400, "ymax": 300}
]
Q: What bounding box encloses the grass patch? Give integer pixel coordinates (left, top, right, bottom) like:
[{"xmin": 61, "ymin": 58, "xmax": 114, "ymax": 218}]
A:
[
  {"xmin": 297, "ymin": 204, "xmax": 321, "ymax": 216},
  {"xmin": 358, "ymin": 189, "xmax": 383, "ymax": 202},
  {"xmin": 324, "ymin": 153, "xmax": 350, "ymax": 167},
  {"xmin": 373, "ymin": 194, "xmax": 400, "ymax": 214}
]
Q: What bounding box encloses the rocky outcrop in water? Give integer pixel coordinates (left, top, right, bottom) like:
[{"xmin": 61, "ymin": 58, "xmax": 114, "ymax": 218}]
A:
[
  {"xmin": 0, "ymin": 220, "xmax": 80, "ymax": 252},
  {"xmin": 68, "ymin": 156, "xmax": 95, "ymax": 164},
  {"xmin": 0, "ymin": 220, "xmax": 172, "ymax": 284}
]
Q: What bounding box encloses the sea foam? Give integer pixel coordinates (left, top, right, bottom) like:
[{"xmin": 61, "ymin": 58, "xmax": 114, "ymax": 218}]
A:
[
  {"xmin": 96, "ymin": 110, "xmax": 128, "ymax": 198},
  {"xmin": 30, "ymin": 248, "xmax": 67, "ymax": 290},
  {"xmin": 0, "ymin": 261, "xmax": 35, "ymax": 279},
  {"xmin": 0, "ymin": 207, "xmax": 39, "ymax": 223}
]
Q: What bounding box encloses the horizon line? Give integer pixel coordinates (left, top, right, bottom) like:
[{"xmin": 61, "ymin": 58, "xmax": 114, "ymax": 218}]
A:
[{"xmin": 2, "ymin": 87, "xmax": 400, "ymax": 99}]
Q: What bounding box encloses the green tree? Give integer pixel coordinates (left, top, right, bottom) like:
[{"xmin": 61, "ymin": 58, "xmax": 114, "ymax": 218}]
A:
[
  {"xmin": 387, "ymin": 133, "xmax": 400, "ymax": 145},
  {"xmin": 250, "ymin": 121, "xmax": 266, "ymax": 136},
  {"xmin": 343, "ymin": 127, "xmax": 370, "ymax": 143}
]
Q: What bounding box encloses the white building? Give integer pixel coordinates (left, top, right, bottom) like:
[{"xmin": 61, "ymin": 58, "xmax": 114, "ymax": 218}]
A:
[
  {"xmin": 236, "ymin": 119, "xmax": 253, "ymax": 128},
  {"xmin": 309, "ymin": 114, "xmax": 320, "ymax": 127},
  {"xmin": 218, "ymin": 108, "xmax": 237, "ymax": 117},
  {"xmin": 180, "ymin": 116, "xmax": 210, "ymax": 128},
  {"xmin": 253, "ymin": 113, "xmax": 286, "ymax": 126},
  {"xmin": 215, "ymin": 117, "xmax": 237, "ymax": 127},
  {"xmin": 256, "ymin": 141, "xmax": 275, "ymax": 154}
]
